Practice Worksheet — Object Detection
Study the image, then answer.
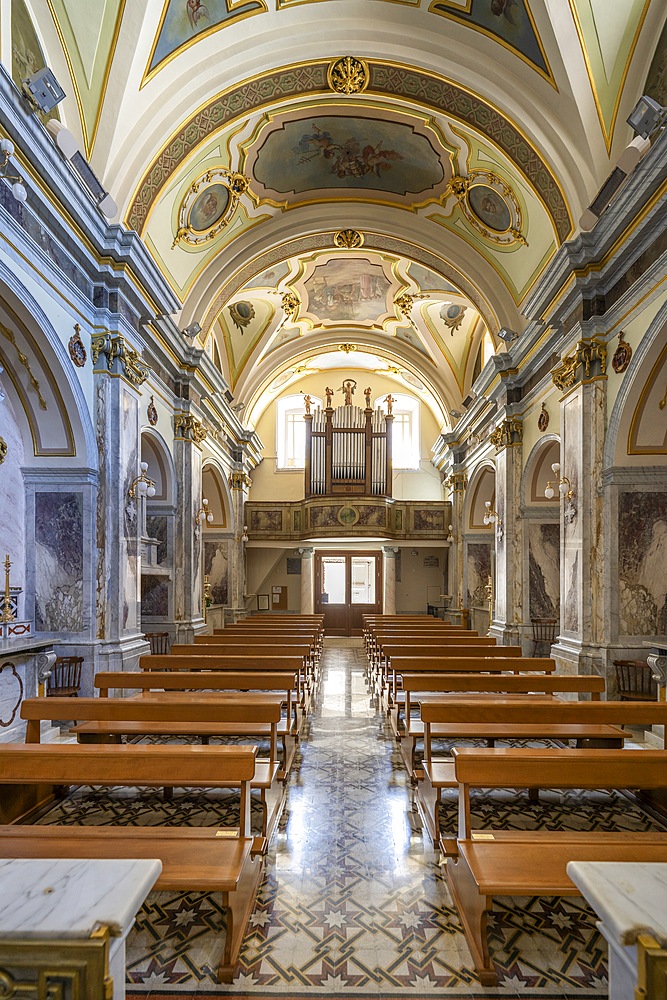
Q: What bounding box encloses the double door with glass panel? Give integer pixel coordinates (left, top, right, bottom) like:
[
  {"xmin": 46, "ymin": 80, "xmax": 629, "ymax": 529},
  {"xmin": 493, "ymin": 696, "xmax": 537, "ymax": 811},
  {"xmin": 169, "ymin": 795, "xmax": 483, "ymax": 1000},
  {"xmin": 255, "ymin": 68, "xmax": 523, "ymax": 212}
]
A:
[{"xmin": 315, "ymin": 552, "xmax": 382, "ymax": 635}]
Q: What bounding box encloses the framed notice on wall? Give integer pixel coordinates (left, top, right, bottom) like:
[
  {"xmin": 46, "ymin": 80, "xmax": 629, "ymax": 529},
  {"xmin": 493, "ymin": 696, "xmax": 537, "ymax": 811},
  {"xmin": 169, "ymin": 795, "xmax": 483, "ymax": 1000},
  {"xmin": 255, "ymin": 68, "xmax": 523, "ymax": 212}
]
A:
[{"xmin": 257, "ymin": 594, "xmax": 269, "ymax": 611}]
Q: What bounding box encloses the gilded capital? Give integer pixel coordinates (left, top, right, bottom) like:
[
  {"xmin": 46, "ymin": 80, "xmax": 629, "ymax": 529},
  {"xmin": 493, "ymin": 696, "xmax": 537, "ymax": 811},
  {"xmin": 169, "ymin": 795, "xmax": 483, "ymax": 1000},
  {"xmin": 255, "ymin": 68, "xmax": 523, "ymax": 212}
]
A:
[
  {"xmin": 489, "ymin": 417, "xmax": 523, "ymax": 452},
  {"xmin": 174, "ymin": 413, "xmax": 207, "ymax": 443},
  {"xmin": 91, "ymin": 333, "xmax": 150, "ymax": 386},
  {"xmin": 229, "ymin": 471, "xmax": 252, "ymax": 491},
  {"xmin": 444, "ymin": 471, "xmax": 468, "ymax": 493},
  {"xmin": 552, "ymin": 337, "xmax": 607, "ymax": 392}
]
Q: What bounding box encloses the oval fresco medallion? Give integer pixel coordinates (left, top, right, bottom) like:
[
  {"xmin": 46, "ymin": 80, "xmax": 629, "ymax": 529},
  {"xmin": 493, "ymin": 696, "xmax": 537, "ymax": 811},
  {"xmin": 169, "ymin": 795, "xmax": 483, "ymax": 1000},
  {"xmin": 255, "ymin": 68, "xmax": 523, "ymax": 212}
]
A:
[
  {"xmin": 468, "ymin": 184, "xmax": 511, "ymax": 232},
  {"xmin": 189, "ymin": 183, "xmax": 231, "ymax": 233}
]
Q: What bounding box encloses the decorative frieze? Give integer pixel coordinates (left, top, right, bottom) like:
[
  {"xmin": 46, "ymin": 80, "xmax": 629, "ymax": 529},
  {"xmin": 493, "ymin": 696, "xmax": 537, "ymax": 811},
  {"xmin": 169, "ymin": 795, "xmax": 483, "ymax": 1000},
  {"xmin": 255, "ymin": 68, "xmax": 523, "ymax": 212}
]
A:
[
  {"xmin": 552, "ymin": 337, "xmax": 607, "ymax": 392},
  {"xmin": 91, "ymin": 333, "xmax": 149, "ymax": 386},
  {"xmin": 173, "ymin": 413, "xmax": 207, "ymax": 443},
  {"xmin": 489, "ymin": 417, "xmax": 523, "ymax": 452}
]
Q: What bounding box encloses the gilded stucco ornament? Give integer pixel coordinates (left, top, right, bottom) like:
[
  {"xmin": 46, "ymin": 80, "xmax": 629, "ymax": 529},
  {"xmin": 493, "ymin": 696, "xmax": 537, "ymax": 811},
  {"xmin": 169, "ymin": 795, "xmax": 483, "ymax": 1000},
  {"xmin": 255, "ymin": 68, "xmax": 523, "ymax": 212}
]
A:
[
  {"xmin": 537, "ymin": 403, "xmax": 549, "ymax": 432},
  {"xmin": 0, "ymin": 438, "xmax": 6, "ymax": 464},
  {"xmin": 147, "ymin": 395, "xmax": 158, "ymax": 426},
  {"xmin": 68, "ymin": 324, "xmax": 87, "ymax": 368},
  {"xmin": 281, "ymin": 291, "xmax": 300, "ymax": 321},
  {"xmin": 443, "ymin": 170, "xmax": 528, "ymax": 247},
  {"xmin": 444, "ymin": 472, "xmax": 468, "ymax": 493},
  {"xmin": 172, "ymin": 167, "xmax": 253, "ymax": 249},
  {"xmin": 489, "ymin": 418, "xmax": 523, "ymax": 452},
  {"xmin": 611, "ymin": 331, "xmax": 632, "ymax": 374},
  {"xmin": 229, "ymin": 471, "xmax": 252, "ymax": 491},
  {"xmin": 91, "ymin": 333, "xmax": 150, "ymax": 386},
  {"xmin": 327, "ymin": 57, "xmax": 369, "ymax": 95},
  {"xmin": 334, "ymin": 229, "xmax": 364, "ymax": 249},
  {"xmin": 174, "ymin": 413, "xmax": 207, "ymax": 443},
  {"xmin": 552, "ymin": 338, "xmax": 607, "ymax": 392},
  {"xmin": 0, "ymin": 322, "xmax": 47, "ymax": 409}
]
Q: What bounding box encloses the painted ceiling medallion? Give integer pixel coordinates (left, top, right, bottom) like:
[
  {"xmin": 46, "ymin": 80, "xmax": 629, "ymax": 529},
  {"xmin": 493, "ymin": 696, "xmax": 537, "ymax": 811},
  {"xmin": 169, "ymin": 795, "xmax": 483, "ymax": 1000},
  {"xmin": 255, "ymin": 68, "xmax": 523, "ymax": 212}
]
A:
[
  {"xmin": 147, "ymin": 395, "xmax": 158, "ymax": 426},
  {"xmin": 611, "ymin": 331, "xmax": 632, "ymax": 374},
  {"xmin": 228, "ymin": 300, "xmax": 256, "ymax": 332},
  {"xmin": 334, "ymin": 229, "xmax": 364, "ymax": 249},
  {"xmin": 440, "ymin": 302, "xmax": 466, "ymax": 334},
  {"xmin": 444, "ymin": 170, "xmax": 528, "ymax": 247},
  {"xmin": 68, "ymin": 324, "xmax": 87, "ymax": 367},
  {"xmin": 172, "ymin": 168, "xmax": 251, "ymax": 249},
  {"xmin": 327, "ymin": 56, "xmax": 369, "ymax": 95}
]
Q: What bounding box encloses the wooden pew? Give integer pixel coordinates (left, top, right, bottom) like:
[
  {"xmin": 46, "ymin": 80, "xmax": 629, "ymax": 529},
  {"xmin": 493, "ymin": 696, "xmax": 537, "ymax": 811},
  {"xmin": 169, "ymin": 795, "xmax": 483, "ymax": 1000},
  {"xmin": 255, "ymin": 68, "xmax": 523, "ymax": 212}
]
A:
[
  {"xmin": 366, "ymin": 630, "xmax": 483, "ymax": 690},
  {"xmin": 446, "ymin": 747, "xmax": 667, "ymax": 986},
  {"xmin": 0, "ymin": 742, "xmax": 264, "ymax": 982},
  {"xmin": 379, "ymin": 647, "xmax": 524, "ymax": 708},
  {"xmin": 406, "ymin": 673, "xmax": 606, "ymax": 842},
  {"xmin": 418, "ymin": 699, "xmax": 667, "ymax": 852},
  {"xmin": 180, "ymin": 642, "xmax": 317, "ymax": 701}
]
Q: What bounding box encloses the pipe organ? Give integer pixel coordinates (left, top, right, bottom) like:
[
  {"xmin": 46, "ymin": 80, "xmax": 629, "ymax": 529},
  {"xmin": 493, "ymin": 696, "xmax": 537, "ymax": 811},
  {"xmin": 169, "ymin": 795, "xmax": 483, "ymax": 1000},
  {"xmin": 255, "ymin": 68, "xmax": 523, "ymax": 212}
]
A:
[{"xmin": 304, "ymin": 384, "xmax": 393, "ymax": 498}]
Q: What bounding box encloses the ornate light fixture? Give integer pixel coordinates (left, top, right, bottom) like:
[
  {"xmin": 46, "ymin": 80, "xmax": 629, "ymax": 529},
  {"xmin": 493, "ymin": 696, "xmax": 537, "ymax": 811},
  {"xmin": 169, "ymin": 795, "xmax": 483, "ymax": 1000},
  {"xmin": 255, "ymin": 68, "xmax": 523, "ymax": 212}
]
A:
[
  {"xmin": 128, "ymin": 461, "xmax": 156, "ymax": 500},
  {"xmin": 0, "ymin": 139, "xmax": 27, "ymax": 203},
  {"xmin": 446, "ymin": 524, "xmax": 454, "ymax": 542},
  {"xmin": 195, "ymin": 498, "xmax": 214, "ymax": 526},
  {"xmin": 483, "ymin": 500, "xmax": 503, "ymax": 539},
  {"xmin": 544, "ymin": 463, "xmax": 574, "ymax": 501}
]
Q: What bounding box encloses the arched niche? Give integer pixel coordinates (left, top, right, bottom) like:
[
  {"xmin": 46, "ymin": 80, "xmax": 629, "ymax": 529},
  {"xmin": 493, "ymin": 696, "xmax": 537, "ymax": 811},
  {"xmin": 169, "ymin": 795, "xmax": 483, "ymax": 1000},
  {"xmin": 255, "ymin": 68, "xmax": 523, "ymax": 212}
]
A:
[
  {"xmin": 140, "ymin": 429, "xmax": 175, "ymax": 505},
  {"xmin": 139, "ymin": 430, "xmax": 176, "ymax": 626},
  {"xmin": 201, "ymin": 463, "xmax": 232, "ymax": 610},
  {"xmin": 466, "ymin": 465, "xmax": 496, "ymax": 531},
  {"xmin": 463, "ymin": 463, "xmax": 495, "ymax": 628},
  {"xmin": 524, "ymin": 437, "xmax": 561, "ymax": 507}
]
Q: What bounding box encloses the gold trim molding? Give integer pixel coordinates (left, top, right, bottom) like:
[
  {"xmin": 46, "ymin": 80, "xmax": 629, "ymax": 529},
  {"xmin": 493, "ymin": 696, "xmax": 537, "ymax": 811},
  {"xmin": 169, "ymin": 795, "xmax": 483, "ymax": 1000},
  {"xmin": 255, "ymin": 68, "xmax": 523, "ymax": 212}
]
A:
[
  {"xmin": 0, "ymin": 322, "xmax": 47, "ymax": 410},
  {"xmin": 551, "ymin": 337, "xmax": 607, "ymax": 392},
  {"xmin": 91, "ymin": 333, "xmax": 150, "ymax": 386}
]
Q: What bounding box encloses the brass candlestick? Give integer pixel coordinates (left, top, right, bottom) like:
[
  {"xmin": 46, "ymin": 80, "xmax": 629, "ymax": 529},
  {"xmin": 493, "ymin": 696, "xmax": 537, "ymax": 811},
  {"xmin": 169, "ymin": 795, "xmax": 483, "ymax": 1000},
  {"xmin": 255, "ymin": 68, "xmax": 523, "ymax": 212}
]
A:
[{"xmin": 1, "ymin": 554, "xmax": 16, "ymax": 623}]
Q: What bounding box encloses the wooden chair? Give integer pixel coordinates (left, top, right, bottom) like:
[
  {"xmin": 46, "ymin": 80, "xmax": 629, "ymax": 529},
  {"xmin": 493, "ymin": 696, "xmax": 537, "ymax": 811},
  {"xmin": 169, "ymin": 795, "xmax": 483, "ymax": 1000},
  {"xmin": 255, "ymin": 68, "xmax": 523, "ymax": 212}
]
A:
[
  {"xmin": 530, "ymin": 617, "xmax": 557, "ymax": 656},
  {"xmin": 46, "ymin": 657, "xmax": 83, "ymax": 698},
  {"xmin": 143, "ymin": 631, "xmax": 171, "ymax": 654},
  {"xmin": 614, "ymin": 659, "xmax": 658, "ymax": 701}
]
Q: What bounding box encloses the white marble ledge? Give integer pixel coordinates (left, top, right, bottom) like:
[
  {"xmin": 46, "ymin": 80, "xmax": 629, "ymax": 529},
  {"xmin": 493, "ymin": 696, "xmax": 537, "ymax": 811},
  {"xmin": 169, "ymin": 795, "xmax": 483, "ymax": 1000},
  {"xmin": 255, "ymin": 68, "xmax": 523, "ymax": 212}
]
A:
[
  {"xmin": 0, "ymin": 858, "xmax": 161, "ymax": 939},
  {"xmin": 567, "ymin": 861, "xmax": 667, "ymax": 946}
]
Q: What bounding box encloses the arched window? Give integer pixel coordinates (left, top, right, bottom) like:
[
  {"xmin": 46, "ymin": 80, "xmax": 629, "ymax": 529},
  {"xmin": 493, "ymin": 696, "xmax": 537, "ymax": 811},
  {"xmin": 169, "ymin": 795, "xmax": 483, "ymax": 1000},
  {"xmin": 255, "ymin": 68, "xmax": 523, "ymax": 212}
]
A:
[
  {"xmin": 375, "ymin": 393, "xmax": 420, "ymax": 470},
  {"xmin": 277, "ymin": 393, "xmax": 322, "ymax": 469}
]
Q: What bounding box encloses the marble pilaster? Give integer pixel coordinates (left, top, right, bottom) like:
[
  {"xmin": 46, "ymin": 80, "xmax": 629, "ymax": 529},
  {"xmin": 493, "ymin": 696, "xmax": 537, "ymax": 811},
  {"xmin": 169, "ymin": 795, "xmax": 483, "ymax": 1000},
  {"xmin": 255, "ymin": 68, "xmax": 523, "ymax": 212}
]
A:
[
  {"xmin": 299, "ymin": 547, "xmax": 314, "ymax": 613},
  {"xmin": 444, "ymin": 471, "xmax": 466, "ymax": 611},
  {"xmin": 382, "ymin": 546, "xmax": 399, "ymax": 614},
  {"xmin": 173, "ymin": 413, "xmax": 205, "ymax": 641},
  {"xmin": 228, "ymin": 471, "xmax": 252, "ymax": 617},
  {"xmin": 489, "ymin": 414, "xmax": 522, "ymax": 646}
]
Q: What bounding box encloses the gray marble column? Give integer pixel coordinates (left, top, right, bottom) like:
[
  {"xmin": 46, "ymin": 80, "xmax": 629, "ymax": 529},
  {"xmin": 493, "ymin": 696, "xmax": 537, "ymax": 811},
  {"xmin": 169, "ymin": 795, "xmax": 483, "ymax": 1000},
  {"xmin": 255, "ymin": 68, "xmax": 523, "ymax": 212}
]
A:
[
  {"xmin": 488, "ymin": 414, "xmax": 522, "ymax": 646},
  {"xmin": 92, "ymin": 334, "xmax": 150, "ymax": 673},
  {"xmin": 444, "ymin": 471, "xmax": 467, "ymax": 612},
  {"xmin": 299, "ymin": 548, "xmax": 314, "ymax": 613},
  {"xmin": 172, "ymin": 413, "xmax": 206, "ymax": 642},
  {"xmin": 382, "ymin": 547, "xmax": 399, "ymax": 614},
  {"xmin": 228, "ymin": 471, "xmax": 251, "ymax": 618}
]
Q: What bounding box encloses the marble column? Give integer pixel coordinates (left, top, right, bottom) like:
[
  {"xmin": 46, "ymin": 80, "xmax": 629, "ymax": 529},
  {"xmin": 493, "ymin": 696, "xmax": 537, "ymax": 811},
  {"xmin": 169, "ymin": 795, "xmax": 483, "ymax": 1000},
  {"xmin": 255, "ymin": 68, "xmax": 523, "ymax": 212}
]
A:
[
  {"xmin": 92, "ymin": 333, "xmax": 150, "ymax": 675},
  {"xmin": 444, "ymin": 471, "xmax": 467, "ymax": 613},
  {"xmin": 382, "ymin": 547, "xmax": 399, "ymax": 614},
  {"xmin": 551, "ymin": 338, "xmax": 607, "ymax": 677},
  {"xmin": 488, "ymin": 413, "xmax": 522, "ymax": 646},
  {"xmin": 228, "ymin": 471, "xmax": 252, "ymax": 619},
  {"xmin": 299, "ymin": 547, "xmax": 314, "ymax": 613},
  {"xmin": 172, "ymin": 413, "xmax": 206, "ymax": 642}
]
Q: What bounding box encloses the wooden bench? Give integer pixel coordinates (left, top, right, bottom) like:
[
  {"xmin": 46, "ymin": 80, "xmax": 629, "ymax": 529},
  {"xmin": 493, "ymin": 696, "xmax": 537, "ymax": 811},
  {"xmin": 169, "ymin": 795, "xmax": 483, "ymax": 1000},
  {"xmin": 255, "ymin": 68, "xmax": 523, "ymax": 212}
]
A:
[
  {"xmin": 446, "ymin": 747, "xmax": 667, "ymax": 986},
  {"xmin": 405, "ymin": 673, "xmax": 606, "ymax": 842},
  {"xmin": 0, "ymin": 742, "xmax": 265, "ymax": 982},
  {"xmin": 384, "ymin": 654, "xmax": 554, "ymax": 714},
  {"xmin": 173, "ymin": 644, "xmax": 317, "ymax": 705},
  {"xmin": 418, "ymin": 699, "xmax": 667, "ymax": 852},
  {"xmin": 21, "ymin": 695, "xmax": 288, "ymax": 838},
  {"xmin": 378, "ymin": 647, "xmax": 525, "ymax": 708}
]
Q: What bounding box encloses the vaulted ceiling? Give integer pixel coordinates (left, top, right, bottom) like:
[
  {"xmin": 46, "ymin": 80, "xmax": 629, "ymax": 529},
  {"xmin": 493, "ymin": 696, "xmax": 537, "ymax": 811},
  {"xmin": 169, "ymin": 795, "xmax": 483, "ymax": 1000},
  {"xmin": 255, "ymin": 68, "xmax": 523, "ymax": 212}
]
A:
[{"xmin": 9, "ymin": 0, "xmax": 667, "ymax": 429}]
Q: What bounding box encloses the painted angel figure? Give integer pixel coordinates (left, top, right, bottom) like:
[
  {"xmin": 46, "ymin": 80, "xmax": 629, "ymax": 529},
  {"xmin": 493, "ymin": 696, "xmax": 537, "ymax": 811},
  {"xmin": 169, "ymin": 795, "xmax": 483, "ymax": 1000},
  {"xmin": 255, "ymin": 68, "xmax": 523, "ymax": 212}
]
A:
[{"xmin": 187, "ymin": 0, "xmax": 209, "ymax": 29}]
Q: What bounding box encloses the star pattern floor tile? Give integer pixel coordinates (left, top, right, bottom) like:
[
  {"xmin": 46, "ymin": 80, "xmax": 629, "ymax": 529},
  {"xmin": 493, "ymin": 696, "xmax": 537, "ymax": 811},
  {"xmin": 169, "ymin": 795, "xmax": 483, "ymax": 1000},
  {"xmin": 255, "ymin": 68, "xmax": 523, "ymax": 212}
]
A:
[{"xmin": 35, "ymin": 639, "xmax": 663, "ymax": 997}]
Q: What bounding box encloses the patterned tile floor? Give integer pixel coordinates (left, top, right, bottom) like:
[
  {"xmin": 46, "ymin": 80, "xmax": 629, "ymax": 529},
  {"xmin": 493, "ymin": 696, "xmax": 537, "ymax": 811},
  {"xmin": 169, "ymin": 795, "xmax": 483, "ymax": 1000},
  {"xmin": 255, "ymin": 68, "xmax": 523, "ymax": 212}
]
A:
[{"xmin": 38, "ymin": 640, "xmax": 664, "ymax": 998}]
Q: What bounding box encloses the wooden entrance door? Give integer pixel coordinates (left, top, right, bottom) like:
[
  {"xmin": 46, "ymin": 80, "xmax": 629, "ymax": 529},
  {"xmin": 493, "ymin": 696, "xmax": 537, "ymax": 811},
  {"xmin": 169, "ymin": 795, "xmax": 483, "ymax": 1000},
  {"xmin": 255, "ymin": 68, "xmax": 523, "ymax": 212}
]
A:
[{"xmin": 314, "ymin": 551, "xmax": 382, "ymax": 636}]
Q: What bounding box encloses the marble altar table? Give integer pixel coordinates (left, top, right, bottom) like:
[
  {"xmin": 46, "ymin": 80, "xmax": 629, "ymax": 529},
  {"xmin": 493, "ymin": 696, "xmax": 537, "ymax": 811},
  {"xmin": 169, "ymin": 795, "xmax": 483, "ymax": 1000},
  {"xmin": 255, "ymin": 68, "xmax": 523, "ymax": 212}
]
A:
[
  {"xmin": 0, "ymin": 857, "xmax": 161, "ymax": 999},
  {"xmin": 568, "ymin": 861, "xmax": 667, "ymax": 1000}
]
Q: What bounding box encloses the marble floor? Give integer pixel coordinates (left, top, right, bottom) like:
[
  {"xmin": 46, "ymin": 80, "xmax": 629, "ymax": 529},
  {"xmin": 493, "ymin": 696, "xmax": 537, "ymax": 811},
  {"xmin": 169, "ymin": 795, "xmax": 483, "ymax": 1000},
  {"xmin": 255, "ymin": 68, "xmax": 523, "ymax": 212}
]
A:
[{"xmin": 38, "ymin": 639, "xmax": 664, "ymax": 998}]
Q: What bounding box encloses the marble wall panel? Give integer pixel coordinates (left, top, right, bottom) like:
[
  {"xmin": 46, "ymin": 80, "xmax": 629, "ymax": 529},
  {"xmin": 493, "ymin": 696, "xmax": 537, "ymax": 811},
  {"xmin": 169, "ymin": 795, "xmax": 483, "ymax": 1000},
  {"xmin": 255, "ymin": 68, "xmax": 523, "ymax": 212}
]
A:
[
  {"xmin": 618, "ymin": 491, "xmax": 667, "ymax": 635},
  {"xmin": 562, "ymin": 394, "xmax": 581, "ymax": 632},
  {"xmin": 141, "ymin": 576, "xmax": 169, "ymax": 618},
  {"xmin": 466, "ymin": 542, "xmax": 491, "ymax": 608},
  {"xmin": 0, "ymin": 392, "xmax": 26, "ymax": 617},
  {"xmin": 204, "ymin": 539, "xmax": 229, "ymax": 606},
  {"xmin": 122, "ymin": 390, "xmax": 139, "ymax": 633},
  {"xmin": 34, "ymin": 493, "xmax": 84, "ymax": 631},
  {"xmin": 146, "ymin": 515, "xmax": 168, "ymax": 565},
  {"xmin": 529, "ymin": 522, "xmax": 560, "ymax": 619}
]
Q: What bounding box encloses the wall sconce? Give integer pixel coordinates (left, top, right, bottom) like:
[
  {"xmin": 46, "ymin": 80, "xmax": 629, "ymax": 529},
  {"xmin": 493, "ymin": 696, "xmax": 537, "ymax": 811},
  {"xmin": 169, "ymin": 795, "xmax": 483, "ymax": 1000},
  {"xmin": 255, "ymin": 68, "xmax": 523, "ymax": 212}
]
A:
[
  {"xmin": 128, "ymin": 461, "xmax": 155, "ymax": 499},
  {"xmin": 544, "ymin": 463, "xmax": 574, "ymax": 501},
  {"xmin": 242, "ymin": 525, "xmax": 249, "ymax": 543},
  {"xmin": 483, "ymin": 501, "xmax": 503, "ymax": 539},
  {"xmin": 0, "ymin": 140, "xmax": 27, "ymax": 203},
  {"xmin": 446, "ymin": 524, "xmax": 454, "ymax": 542},
  {"xmin": 195, "ymin": 498, "xmax": 214, "ymax": 526}
]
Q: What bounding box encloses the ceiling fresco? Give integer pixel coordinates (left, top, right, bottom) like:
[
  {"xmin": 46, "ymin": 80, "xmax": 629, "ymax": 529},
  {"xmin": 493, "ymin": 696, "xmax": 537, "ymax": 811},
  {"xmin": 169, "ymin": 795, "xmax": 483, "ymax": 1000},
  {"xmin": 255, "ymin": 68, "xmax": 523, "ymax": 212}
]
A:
[{"xmin": 10, "ymin": 1, "xmax": 666, "ymax": 426}]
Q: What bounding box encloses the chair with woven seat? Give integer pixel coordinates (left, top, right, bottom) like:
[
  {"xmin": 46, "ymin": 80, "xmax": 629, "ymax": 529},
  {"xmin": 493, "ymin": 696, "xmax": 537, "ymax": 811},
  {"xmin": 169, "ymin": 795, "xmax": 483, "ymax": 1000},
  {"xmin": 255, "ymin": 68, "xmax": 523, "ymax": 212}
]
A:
[
  {"xmin": 530, "ymin": 617, "xmax": 557, "ymax": 657},
  {"xmin": 614, "ymin": 659, "xmax": 658, "ymax": 701},
  {"xmin": 46, "ymin": 656, "xmax": 83, "ymax": 698},
  {"xmin": 143, "ymin": 631, "xmax": 171, "ymax": 654}
]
